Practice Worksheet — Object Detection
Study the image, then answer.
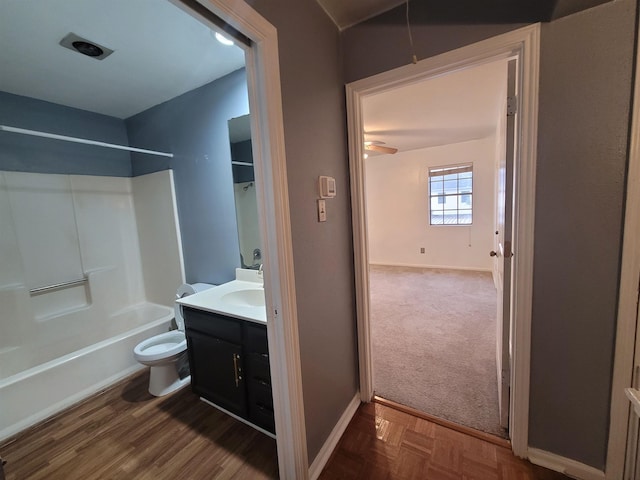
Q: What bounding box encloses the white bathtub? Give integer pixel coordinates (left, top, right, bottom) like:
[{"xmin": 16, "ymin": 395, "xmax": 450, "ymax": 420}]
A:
[{"xmin": 0, "ymin": 302, "xmax": 173, "ymax": 442}]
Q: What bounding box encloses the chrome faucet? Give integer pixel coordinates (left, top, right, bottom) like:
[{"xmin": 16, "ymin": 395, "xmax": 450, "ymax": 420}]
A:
[{"xmin": 258, "ymin": 263, "xmax": 263, "ymax": 275}]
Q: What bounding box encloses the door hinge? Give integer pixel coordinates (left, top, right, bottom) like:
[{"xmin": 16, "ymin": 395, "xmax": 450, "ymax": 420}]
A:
[{"xmin": 507, "ymin": 95, "xmax": 518, "ymax": 117}]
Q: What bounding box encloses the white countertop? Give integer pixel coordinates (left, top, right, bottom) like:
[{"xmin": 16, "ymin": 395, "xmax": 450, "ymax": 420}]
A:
[{"xmin": 176, "ymin": 270, "xmax": 266, "ymax": 324}]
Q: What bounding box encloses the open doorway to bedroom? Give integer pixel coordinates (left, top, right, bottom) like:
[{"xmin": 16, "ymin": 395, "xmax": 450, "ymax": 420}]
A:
[
  {"xmin": 348, "ymin": 25, "xmax": 539, "ymax": 456},
  {"xmin": 362, "ymin": 58, "xmax": 510, "ymax": 438}
]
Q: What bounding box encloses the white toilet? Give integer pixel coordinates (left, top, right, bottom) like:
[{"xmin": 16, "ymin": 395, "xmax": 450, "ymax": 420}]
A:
[{"xmin": 133, "ymin": 284, "xmax": 212, "ymax": 396}]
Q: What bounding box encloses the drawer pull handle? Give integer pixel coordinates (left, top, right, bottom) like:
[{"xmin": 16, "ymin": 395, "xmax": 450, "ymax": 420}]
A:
[
  {"xmin": 256, "ymin": 402, "xmax": 273, "ymax": 413},
  {"xmin": 233, "ymin": 353, "xmax": 240, "ymax": 387}
]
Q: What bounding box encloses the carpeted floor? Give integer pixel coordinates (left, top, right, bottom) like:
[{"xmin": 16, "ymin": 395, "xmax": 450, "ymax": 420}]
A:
[{"xmin": 370, "ymin": 265, "xmax": 507, "ymax": 437}]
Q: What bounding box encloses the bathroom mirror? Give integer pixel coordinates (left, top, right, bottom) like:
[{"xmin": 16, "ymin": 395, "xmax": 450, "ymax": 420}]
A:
[{"xmin": 228, "ymin": 115, "xmax": 262, "ymax": 269}]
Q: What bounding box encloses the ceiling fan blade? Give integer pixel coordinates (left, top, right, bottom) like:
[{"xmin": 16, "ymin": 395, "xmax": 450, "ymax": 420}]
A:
[{"xmin": 366, "ymin": 144, "xmax": 398, "ymax": 154}]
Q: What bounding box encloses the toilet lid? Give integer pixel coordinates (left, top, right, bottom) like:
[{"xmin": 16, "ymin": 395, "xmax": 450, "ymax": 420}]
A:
[{"xmin": 174, "ymin": 283, "xmax": 214, "ymax": 330}]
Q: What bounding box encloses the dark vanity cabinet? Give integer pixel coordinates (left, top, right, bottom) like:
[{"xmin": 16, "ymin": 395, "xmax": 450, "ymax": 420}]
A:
[
  {"xmin": 183, "ymin": 307, "xmax": 275, "ymax": 434},
  {"xmin": 244, "ymin": 323, "xmax": 275, "ymax": 433}
]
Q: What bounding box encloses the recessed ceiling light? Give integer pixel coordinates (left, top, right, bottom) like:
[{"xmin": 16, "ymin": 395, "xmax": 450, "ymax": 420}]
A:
[{"xmin": 215, "ymin": 32, "xmax": 234, "ymax": 46}]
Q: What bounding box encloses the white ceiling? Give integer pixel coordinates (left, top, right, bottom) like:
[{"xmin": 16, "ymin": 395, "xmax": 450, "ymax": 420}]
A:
[
  {"xmin": 0, "ymin": 0, "xmax": 245, "ymax": 119},
  {"xmin": 362, "ymin": 60, "xmax": 508, "ymax": 155},
  {"xmin": 316, "ymin": 0, "xmax": 405, "ymax": 30}
]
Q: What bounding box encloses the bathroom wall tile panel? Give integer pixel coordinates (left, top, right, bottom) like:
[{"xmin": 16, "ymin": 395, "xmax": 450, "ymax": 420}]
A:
[
  {"xmin": 30, "ymin": 283, "xmax": 89, "ymax": 321},
  {"xmin": 70, "ymin": 175, "xmax": 146, "ymax": 308},
  {"xmin": 131, "ymin": 170, "xmax": 184, "ymax": 306},
  {"xmin": 0, "ymin": 172, "xmax": 25, "ymax": 288},
  {"xmin": 4, "ymin": 172, "xmax": 84, "ymax": 290},
  {"xmin": 0, "ymin": 172, "xmax": 34, "ymax": 368},
  {"xmin": 0, "ymin": 287, "xmax": 33, "ymax": 363}
]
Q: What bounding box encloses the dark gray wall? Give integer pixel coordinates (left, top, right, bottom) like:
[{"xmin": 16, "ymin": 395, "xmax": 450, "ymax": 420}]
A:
[
  {"xmin": 341, "ymin": 0, "xmax": 636, "ymax": 470},
  {"xmin": 244, "ymin": 0, "xmax": 359, "ymax": 463},
  {"xmin": 551, "ymin": 0, "xmax": 616, "ymax": 19},
  {"xmin": 126, "ymin": 69, "xmax": 249, "ymax": 286},
  {"xmin": 530, "ymin": 0, "xmax": 635, "ymax": 468},
  {"xmin": 0, "ymin": 92, "xmax": 132, "ymax": 176},
  {"xmin": 342, "ymin": 18, "xmax": 527, "ymax": 83}
]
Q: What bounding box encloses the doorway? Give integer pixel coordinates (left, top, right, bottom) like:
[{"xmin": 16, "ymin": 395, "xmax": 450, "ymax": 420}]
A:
[
  {"xmin": 362, "ymin": 58, "xmax": 509, "ymax": 437},
  {"xmin": 346, "ymin": 24, "xmax": 540, "ymax": 457},
  {"xmin": 148, "ymin": 1, "xmax": 310, "ymax": 477}
]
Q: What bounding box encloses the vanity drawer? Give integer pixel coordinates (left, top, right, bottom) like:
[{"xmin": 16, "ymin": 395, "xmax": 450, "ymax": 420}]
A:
[
  {"xmin": 248, "ymin": 378, "xmax": 273, "ymax": 408},
  {"xmin": 183, "ymin": 308, "xmax": 242, "ymax": 344},
  {"xmin": 244, "ymin": 323, "xmax": 268, "ymax": 353},
  {"xmin": 245, "ymin": 353, "xmax": 271, "ymax": 385},
  {"xmin": 249, "ymin": 402, "xmax": 275, "ymax": 434},
  {"xmin": 248, "ymin": 379, "xmax": 275, "ymax": 433}
]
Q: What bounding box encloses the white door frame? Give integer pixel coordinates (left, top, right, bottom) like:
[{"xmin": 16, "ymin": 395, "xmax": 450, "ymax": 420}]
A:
[
  {"xmin": 605, "ymin": 20, "xmax": 640, "ymax": 479},
  {"xmin": 176, "ymin": 1, "xmax": 308, "ymax": 478},
  {"xmin": 346, "ymin": 24, "xmax": 540, "ymax": 458}
]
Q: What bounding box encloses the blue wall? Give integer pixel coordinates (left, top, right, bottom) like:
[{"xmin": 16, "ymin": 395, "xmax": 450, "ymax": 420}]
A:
[
  {"xmin": 0, "ymin": 69, "xmax": 250, "ymax": 287},
  {"xmin": 126, "ymin": 69, "xmax": 249, "ymax": 285},
  {"xmin": 0, "ymin": 91, "xmax": 132, "ymax": 176}
]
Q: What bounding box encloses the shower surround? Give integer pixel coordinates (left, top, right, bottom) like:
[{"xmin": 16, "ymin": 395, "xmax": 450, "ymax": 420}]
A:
[{"xmin": 0, "ymin": 169, "xmax": 184, "ymax": 440}]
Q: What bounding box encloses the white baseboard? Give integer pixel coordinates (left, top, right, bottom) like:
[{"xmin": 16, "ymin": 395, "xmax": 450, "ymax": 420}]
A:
[
  {"xmin": 369, "ymin": 261, "xmax": 491, "ymax": 273},
  {"xmin": 308, "ymin": 392, "xmax": 361, "ymax": 480},
  {"xmin": 528, "ymin": 448, "xmax": 605, "ymax": 480}
]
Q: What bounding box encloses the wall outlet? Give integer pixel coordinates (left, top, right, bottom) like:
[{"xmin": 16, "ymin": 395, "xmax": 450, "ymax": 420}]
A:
[{"xmin": 420, "ymin": 247, "xmax": 425, "ymax": 254}]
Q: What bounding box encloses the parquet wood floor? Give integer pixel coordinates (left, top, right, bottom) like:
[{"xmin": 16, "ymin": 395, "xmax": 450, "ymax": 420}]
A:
[
  {"xmin": 319, "ymin": 401, "xmax": 570, "ymax": 480},
  {"xmin": 0, "ymin": 371, "xmax": 278, "ymax": 480}
]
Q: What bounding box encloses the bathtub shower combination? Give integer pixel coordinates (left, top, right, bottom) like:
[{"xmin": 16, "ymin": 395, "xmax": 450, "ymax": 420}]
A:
[{"xmin": 0, "ymin": 169, "xmax": 184, "ymax": 441}]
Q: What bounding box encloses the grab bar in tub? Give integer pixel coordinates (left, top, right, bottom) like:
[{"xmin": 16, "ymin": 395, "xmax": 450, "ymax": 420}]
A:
[{"xmin": 29, "ymin": 276, "xmax": 88, "ymax": 296}]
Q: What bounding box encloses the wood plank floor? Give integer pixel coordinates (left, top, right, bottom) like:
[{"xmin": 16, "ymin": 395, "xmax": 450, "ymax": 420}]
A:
[
  {"xmin": 320, "ymin": 401, "xmax": 570, "ymax": 480},
  {"xmin": 1, "ymin": 370, "xmax": 569, "ymax": 479},
  {"xmin": 0, "ymin": 371, "xmax": 278, "ymax": 479}
]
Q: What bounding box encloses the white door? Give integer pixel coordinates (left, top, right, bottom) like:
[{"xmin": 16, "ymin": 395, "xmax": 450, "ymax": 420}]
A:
[{"xmin": 494, "ymin": 59, "xmax": 517, "ymax": 430}]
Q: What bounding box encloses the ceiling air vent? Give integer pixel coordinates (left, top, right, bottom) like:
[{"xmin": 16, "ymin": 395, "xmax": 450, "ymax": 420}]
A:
[{"xmin": 59, "ymin": 33, "xmax": 114, "ymax": 60}]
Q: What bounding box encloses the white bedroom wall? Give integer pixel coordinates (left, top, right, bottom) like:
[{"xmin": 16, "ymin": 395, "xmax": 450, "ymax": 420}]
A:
[{"xmin": 365, "ymin": 136, "xmax": 496, "ymax": 271}]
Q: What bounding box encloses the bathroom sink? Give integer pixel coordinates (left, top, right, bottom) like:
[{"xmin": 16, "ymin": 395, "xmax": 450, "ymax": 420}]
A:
[{"xmin": 220, "ymin": 288, "xmax": 265, "ymax": 307}]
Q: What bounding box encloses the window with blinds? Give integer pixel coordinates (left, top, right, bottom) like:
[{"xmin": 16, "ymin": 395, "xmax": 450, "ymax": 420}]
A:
[{"xmin": 428, "ymin": 164, "xmax": 473, "ymax": 225}]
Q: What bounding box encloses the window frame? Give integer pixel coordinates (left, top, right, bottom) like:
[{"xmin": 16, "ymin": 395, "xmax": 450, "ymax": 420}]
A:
[{"xmin": 428, "ymin": 163, "xmax": 473, "ymax": 226}]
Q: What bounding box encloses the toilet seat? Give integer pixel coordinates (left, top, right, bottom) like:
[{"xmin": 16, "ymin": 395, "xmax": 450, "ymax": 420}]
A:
[
  {"xmin": 133, "ymin": 330, "xmax": 186, "ymax": 363},
  {"xmin": 133, "ymin": 283, "xmax": 213, "ymax": 396}
]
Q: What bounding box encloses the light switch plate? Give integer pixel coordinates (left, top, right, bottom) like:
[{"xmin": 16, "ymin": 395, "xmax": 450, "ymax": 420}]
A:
[{"xmin": 318, "ymin": 199, "xmax": 327, "ymax": 222}]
